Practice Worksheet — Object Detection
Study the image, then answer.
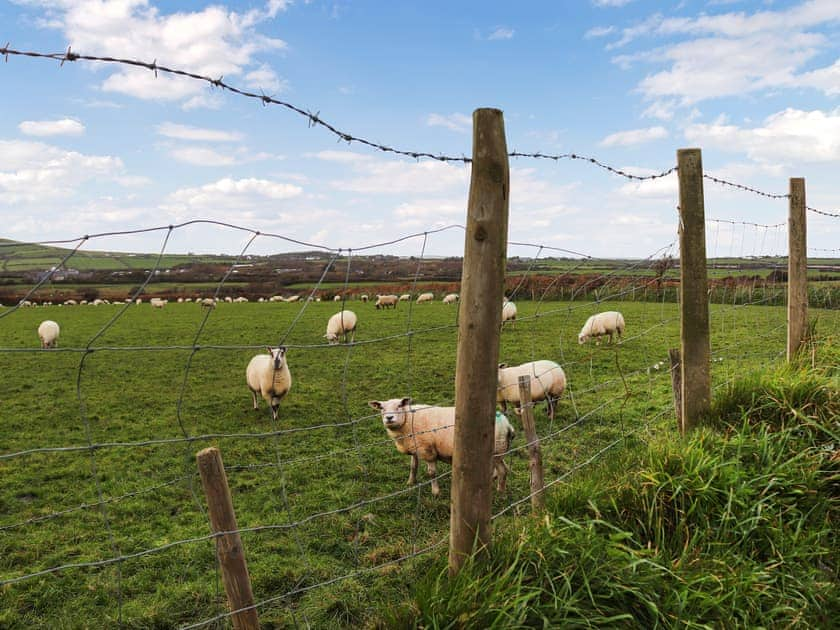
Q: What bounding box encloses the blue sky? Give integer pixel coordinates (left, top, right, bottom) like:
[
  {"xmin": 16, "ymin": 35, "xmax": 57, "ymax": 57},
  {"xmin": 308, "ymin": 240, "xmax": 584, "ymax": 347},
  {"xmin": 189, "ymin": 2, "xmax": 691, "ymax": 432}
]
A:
[{"xmin": 1, "ymin": 0, "xmax": 839, "ymax": 258}]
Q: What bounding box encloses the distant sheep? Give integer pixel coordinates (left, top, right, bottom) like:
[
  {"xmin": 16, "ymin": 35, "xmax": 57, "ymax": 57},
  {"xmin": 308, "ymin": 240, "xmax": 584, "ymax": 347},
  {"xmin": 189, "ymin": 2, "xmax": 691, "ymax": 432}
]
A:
[
  {"xmin": 399, "ymin": 294, "xmax": 411, "ymax": 302},
  {"xmin": 325, "ymin": 310, "xmax": 358, "ymax": 344},
  {"xmin": 285, "ymin": 295, "xmax": 301, "ymax": 303},
  {"xmin": 150, "ymin": 298, "xmax": 167, "ymax": 309},
  {"xmin": 334, "ymin": 295, "xmax": 342, "ymax": 302},
  {"xmin": 501, "ymin": 299, "xmax": 517, "ymax": 325},
  {"xmin": 199, "ymin": 298, "xmax": 216, "ymax": 308},
  {"xmin": 37, "ymin": 320, "xmax": 60, "ymax": 349},
  {"xmin": 497, "ymin": 360, "xmax": 567, "ymax": 421},
  {"xmin": 416, "ymin": 292, "xmax": 434, "ymax": 304},
  {"xmin": 360, "ymin": 294, "xmax": 369, "ymax": 302},
  {"xmin": 578, "ymin": 311, "xmax": 625, "ymax": 345},
  {"xmin": 369, "ymin": 398, "xmax": 515, "ymax": 496},
  {"xmin": 375, "ymin": 294, "xmax": 398, "ymax": 309},
  {"xmin": 442, "ymin": 293, "xmax": 459, "ymax": 305},
  {"xmin": 246, "ymin": 347, "xmax": 292, "ymax": 421}
]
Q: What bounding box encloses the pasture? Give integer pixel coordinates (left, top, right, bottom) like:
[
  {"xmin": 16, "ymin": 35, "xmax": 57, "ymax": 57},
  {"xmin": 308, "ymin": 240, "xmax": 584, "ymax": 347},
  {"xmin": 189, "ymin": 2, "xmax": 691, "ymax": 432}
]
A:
[{"xmin": 0, "ymin": 297, "xmax": 836, "ymax": 627}]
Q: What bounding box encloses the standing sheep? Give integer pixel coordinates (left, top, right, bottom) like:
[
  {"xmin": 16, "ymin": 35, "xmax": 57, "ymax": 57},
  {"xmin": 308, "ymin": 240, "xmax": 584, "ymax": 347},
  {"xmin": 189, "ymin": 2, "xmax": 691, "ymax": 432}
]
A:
[
  {"xmin": 375, "ymin": 294, "xmax": 398, "ymax": 309},
  {"xmin": 325, "ymin": 310, "xmax": 358, "ymax": 344},
  {"xmin": 501, "ymin": 299, "xmax": 517, "ymax": 325},
  {"xmin": 497, "ymin": 360, "xmax": 566, "ymax": 421},
  {"xmin": 37, "ymin": 320, "xmax": 60, "ymax": 348},
  {"xmin": 416, "ymin": 292, "xmax": 434, "ymax": 304},
  {"xmin": 578, "ymin": 311, "xmax": 625, "ymax": 345},
  {"xmin": 368, "ymin": 398, "xmax": 515, "ymax": 496},
  {"xmin": 399, "ymin": 294, "xmax": 411, "ymax": 302},
  {"xmin": 246, "ymin": 347, "xmax": 292, "ymax": 421},
  {"xmin": 442, "ymin": 293, "xmax": 459, "ymax": 305}
]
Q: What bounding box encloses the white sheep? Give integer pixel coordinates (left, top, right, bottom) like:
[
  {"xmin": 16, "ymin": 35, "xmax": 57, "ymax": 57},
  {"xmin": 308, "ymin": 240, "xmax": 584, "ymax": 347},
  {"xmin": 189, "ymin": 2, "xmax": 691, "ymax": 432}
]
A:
[
  {"xmin": 325, "ymin": 310, "xmax": 358, "ymax": 344},
  {"xmin": 360, "ymin": 294, "xmax": 369, "ymax": 302},
  {"xmin": 399, "ymin": 294, "xmax": 411, "ymax": 302},
  {"xmin": 497, "ymin": 360, "xmax": 567, "ymax": 421},
  {"xmin": 416, "ymin": 292, "xmax": 434, "ymax": 304},
  {"xmin": 442, "ymin": 293, "xmax": 459, "ymax": 305},
  {"xmin": 333, "ymin": 295, "xmax": 342, "ymax": 302},
  {"xmin": 375, "ymin": 294, "xmax": 398, "ymax": 309},
  {"xmin": 368, "ymin": 398, "xmax": 515, "ymax": 496},
  {"xmin": 246, "ymin": 346, "xmax": 292, "ymax": 421},
  {"xmin": 284, "ymin": 295, "xmax": 301, "ymax": 303},
  {"xmin": 501, "ymin": 299, "xmax": 517, "ymax": 325},
  {"xmin": 150, "ymin": 298, "xmax": 167, "ymax": 309},
  {"xmin": 37, "ymin": 320, "xmax": 60, "ymax": 349},
  {"xmin": 578, "ymin": 311, "xmax": 625, "ymax": 345},
  {"xmin": 199, "ymin": 298, "xmax": 216, "ymax": 308}
]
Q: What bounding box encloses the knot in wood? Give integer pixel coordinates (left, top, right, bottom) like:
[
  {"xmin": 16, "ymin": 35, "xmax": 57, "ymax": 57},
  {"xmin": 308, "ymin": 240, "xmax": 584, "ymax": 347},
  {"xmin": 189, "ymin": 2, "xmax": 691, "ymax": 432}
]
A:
[{"xmin": 474, "ymin": 224, "xmax": 488, "ymax": 241}]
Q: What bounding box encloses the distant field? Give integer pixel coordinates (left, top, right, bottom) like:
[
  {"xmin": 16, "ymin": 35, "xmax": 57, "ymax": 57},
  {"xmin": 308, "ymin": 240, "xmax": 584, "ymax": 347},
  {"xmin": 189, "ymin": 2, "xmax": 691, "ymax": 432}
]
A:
[{"xmin": 1, "ymin": 295, "xmax": 834, "ymax": 627}]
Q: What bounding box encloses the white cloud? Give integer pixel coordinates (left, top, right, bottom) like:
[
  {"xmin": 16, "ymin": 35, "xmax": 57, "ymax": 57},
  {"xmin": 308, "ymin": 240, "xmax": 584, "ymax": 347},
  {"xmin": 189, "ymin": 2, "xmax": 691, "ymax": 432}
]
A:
[
  {"xmin": 18, "ymin": 118, "xmax": 85, "ymax": 136},
  {"xmin": 169, "ymin": 147, "xmax": 237, "ymax": 166},
  {"xmin": 592, "ymin": 0, "xmax": 634, "ymax": 7},
  {"xmin": 166, "ymin": 177, "xmax": 303, "ymax": 213},
  {"xmin": 600, "ymin": 126, "xmax": 668, "ymax": 147},
  {"xmin": 0, "ymin": 139, "xmax": 124, "ymax": 204},
  {"xmin": 618, "ymin": 171, "xmax": 679, "ymax": 199},
  {"xmin": 426, "ymin": 113, "xmax": 472, "ymax": 133},
  {"xmin": 156, "ymin": 122, "xmax": 242, "ymax": 142},
  {"xmin": 585, "ymin": 26, "xmax": 615, "ymax": 38},
  {"xmin": 488, "ymin": 27, "xmax": 515, "ymax": 40},
  {"xmin": 684, "ymin": 107, "xmax": 840, "ymax": 163},
  {"xmin": 27, "ymin": 1, "xmax": 288, "ymax": 107},
  {"xmin": 244, "ymin": 63, "xmax": 287, "ymax": 93},
  {"xmin": 326, "ymin": 156, "xmax": 470, "ymax": 195}
]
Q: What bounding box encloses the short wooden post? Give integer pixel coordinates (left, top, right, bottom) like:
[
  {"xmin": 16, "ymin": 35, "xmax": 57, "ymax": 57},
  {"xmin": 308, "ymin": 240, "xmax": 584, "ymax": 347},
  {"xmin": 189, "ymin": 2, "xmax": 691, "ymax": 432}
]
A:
[
  {"xmin": 449, "ymin": 108, "xmax": 509, "ymax": 576},
  {"xmin": 196, "ymin": 447, "xmax": 260, "ymax": 630},
  {"xmin": 668, "ymin": 348, "xmax": 683, "ymax": 434},
  {"xmin": 517, "ymin": 375, "xmax": 545, "ymax": 512},
  {"xmin": 787, "ymin": 178, "xmax": 808, "ymax": 361},
  {"xmin": 677, "ymin": 148, "xmax": 711, "ymax": 432}
]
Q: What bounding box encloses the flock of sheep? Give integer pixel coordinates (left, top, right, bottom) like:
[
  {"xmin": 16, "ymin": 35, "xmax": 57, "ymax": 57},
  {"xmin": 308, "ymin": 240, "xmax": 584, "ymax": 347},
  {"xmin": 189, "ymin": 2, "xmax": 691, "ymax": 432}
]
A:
[{"xmin": 34, "ymin": 296, "xmax": 625, "ymax": 498}]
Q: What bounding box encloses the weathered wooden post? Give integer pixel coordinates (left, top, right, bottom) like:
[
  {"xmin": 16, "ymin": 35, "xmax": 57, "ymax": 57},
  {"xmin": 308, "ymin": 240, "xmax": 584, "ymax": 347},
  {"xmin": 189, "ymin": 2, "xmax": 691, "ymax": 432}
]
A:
[
  {"xmin": 449, "ymin": 108, "xmax": 509, "ymax": 576},
  {"xmin": 676, "ymin": 148, "xmax": 711, "ymax": 433},
  {"xmin": 196, "ymin": 447, "xmax": 260, "ymax": 630},
  {"xmin": 787, "ymin": 178, "xmax": 807, "ymax": 361},
  {"xmin": 517, "ymin": 375, "xmax": 545, "ymax": 512}
]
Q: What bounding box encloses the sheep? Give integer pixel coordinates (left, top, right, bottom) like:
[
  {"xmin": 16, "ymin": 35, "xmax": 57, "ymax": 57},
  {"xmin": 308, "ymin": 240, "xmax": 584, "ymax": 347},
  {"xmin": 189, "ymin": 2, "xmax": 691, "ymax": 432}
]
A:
[
  {"xmin": 501, "ymin": 299, "xmax": 517, "ymax": 325},
  {"xmin": 269, "ymin": 295, "xmax": 284, "ymax": 302},
  {"xmin": 497, "ymin": 360, "xmax": 567, "ymax": 421},
  {"xmin": 399, "ymin": 294, "xmax": 411, "ymax": 302},
  {"xmin": 234, "ymin": 297, "xmax": 249, "ymax": 303},
  {"xmin": 135, "ymin": 298, "xmax": 142, "ymax": 305},
  {"xmin": 325, "ymin": 310, "xmax": 358, "ymax": 344},
  {"xmin": 368, "ymin": 398, "xmax": 515, "ymax": 496},
  {"xmin": 245, "ymin": 347, "xmax": 292, "ymax": 421},
  {"xmin": 578, "ymin": 311, "xmax": 625, "ymax": 345},
  {"xmin": 333, "ymin": 295, "xmax": 342, "ymax": 302},
  {"xmin": 416, "ymin": 292, "xmax": 434, "ymax": 304},
  {"xmin": 375, "ymin": 294, "xmax": 398, "ymax": 309},
  {"xmin": 150, "ymin": 298, "xmax": 167, "ymax": 309},
  {"xmin": 199, "ymin": 297, "xmax": 216, "ymax": 308},
  {"xmin": 284, "ymin": 295, "xmax": 301, "ymax": 303},
  {"xmin": 360, "ymin": 294, "xmax": 369, "ymax": 302},
  {"xmin": 442, "ymin": 293, "xmax": 459, "ymax": 305},
  {"xmin": 37, "ymin": 320, "xmax": 60, "ymax": 349}
]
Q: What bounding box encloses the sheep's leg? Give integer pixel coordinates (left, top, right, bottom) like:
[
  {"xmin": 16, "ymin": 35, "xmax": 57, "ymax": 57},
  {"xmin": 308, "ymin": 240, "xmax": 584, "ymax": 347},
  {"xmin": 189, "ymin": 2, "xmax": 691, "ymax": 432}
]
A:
[
  {"xmin": 271, "ymin": 404, "xmax": 279, "ymax": 421},
  {"xmin": 251, "ymin": 390, "xmax": 259, "ymax": 410},
  {"xmin": 546, "ymin": 396, "xmax": 556, "ymax": 422},
  {"xmin": 407, "ymin": 453, "xmax": 418, "ymax": 485},
  {"xmin": 427, "ymin": 460, "xmax": 440, "ymax": 496},
  {"xmin": 494, "ymin": 458, "xmax": 509, "ymax": 492},
  {"xmin": 350, "ymin": 328, "xmax": 356, "ymax": 344}
]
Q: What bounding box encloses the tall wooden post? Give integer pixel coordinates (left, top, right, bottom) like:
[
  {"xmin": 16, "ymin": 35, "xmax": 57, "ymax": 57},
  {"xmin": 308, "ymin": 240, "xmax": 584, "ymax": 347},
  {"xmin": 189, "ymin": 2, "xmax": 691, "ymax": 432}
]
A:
[
  {"xmin": 787, "ymin": 178, "xmax": 807, "ymax": 361},
  {"xmin": 196, "ymin": 447, "xmax": 260, "ymax": 630},
  {"xmin": 517, "ymin": 376, "xmax": 545, "ymax": 512},
  {"xmin": 449, "ymin": 108, "xmax": 509, "ymax": 576},
  {"xmin": 677, "ymin": 148, "xmax": 711, "ymax": 433}
]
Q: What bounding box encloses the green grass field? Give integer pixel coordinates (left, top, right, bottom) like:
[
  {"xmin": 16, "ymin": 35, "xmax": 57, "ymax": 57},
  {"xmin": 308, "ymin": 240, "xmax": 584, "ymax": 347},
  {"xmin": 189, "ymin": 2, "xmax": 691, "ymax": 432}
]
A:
[{"xmin": 0, "ymin": 297, "xmax": 837, "ymax": 627}]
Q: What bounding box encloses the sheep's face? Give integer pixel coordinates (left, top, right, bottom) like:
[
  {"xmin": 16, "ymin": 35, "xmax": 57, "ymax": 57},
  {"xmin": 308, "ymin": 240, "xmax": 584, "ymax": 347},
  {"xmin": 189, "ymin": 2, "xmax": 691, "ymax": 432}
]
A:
[
  {"xmin": 578, "ymin": 333, "xmax": 588, "ymax": 344},
  {"xmin": 324, "ymin": 332, "xmax": 338, "ymax": 344},
  {"xmin": 369, "ymin": 398, "xmax": 411, "ymax": 431},
  {"xmin": 267, "ymin": 346, "xmax": 287, "ymax": 370}
]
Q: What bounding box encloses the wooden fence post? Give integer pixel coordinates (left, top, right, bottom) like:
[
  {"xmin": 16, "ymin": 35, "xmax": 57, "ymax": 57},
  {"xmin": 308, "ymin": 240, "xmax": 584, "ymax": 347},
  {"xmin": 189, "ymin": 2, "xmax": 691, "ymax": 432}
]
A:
[
  {"xmin": 677, "ymin": 148, "xmax": 711, "ymax": 432},
  {"xmin": 449, "ymin": 108, "xmax": 509, "ymax": 576},
  {"xmin": 517, "ymin": 375, "xmax": 545, "ymax": 513},
  {"xmin": 196, "ymin": 447, "xmax": 260, "ymax": 630},
  {"xmin": 787, "ymin": 178, "xmax": 807, "ymax": 361},
  {"xmin": 668, "ymin": 348, "xmax": 683, "ymax": 434}
]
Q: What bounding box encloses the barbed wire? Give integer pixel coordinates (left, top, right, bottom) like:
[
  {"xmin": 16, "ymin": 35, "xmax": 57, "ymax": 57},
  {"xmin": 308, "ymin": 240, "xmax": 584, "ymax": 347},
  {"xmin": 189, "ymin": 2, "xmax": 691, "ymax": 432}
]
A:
[
  {"xmin": 806, "ymin": 205, "xmax": 840, "ymax": 218},
  {"xmin": 707, "ymin": 218, "xmax": 786, "ymax": 229},
  {"xmin": 702, "ymin": 174, "xmax": 788, "ymax": 200}
]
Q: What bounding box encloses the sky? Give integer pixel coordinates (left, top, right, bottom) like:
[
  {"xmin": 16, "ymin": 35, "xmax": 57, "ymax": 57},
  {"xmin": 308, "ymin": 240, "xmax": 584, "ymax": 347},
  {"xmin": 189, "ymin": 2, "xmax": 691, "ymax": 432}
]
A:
[{"xmin": 1, "ymin": 0, "xmax": 839, "ymax": 260}]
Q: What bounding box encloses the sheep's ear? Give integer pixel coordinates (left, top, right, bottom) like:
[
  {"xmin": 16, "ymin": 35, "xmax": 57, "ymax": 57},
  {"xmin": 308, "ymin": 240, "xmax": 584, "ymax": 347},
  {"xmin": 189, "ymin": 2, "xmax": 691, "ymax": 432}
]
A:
[
  {"xmin": 368, "ymin": 401, "xmax": 382, "ymax": 410},
  {"xmin": 400, "ymin": 397, "xmax": 411, "ymax": 408},
  {"xmin": 266, "ymin": 346, "xmax": 274, "ymax": 354},
  {"xmin": 278, "ymin": 346, "xmax": 286, "ymax": 355}
]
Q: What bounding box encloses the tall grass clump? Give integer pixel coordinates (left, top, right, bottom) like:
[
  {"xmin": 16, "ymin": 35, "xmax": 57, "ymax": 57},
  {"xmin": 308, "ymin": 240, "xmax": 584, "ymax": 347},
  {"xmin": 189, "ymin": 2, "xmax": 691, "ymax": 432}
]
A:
[{"xmin": 408, "ymin": 368, "xmax": 839, "ymax": 629}]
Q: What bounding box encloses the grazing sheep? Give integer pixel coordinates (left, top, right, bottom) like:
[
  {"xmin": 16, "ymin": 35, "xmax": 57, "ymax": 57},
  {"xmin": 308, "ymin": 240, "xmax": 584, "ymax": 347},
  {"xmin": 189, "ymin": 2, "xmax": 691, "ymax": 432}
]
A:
[
  {"xmin": 37, "ymin": 320, "xmax": 60, "ymax": 349},
  {"xmin": 325, "ymin": 310, "xmax": 358, "ymax": 344},
  {"xmin": 284, "ymin": 295, "xmax": 301, "ymax": 303},
  {"xmin": 416, "ymin": 292, "xmax": 434, "ymax": 304},
  {"xmin": 501, "ymin": 299, "xmax": 517, "ymax": 325},
  {"xmin": 199, "ymin": 298, "xmax": 216, "ymax": 309},
  {"xmin": 360, "ymin": 294, "xmax": 369, "ymax": 302},
  {"xmin": 578, "ymin": 311, "xmax": 625, "ymax": 345},
  {"xmin": 246, "ymin": 347, "xmax": 292, "ymax": 421},
  {"xmin": 135, "ymin": 298, "xmax": 142, "ymax": 305},
  {"xmin": 497, "ymin": 360, "xmax": 567, "ymax": 421},
  {"xmin": 333, "ymin": 295, "xmax": 342, "ymax": 302},
  {"xmin": 368, "ymin": 398, "xmax": 515, "ymax": 496},
  {"xmin": 399, "ymin": 294, "xmax": 411, "ymax": 302},
  {"xmin": 269, "ymin": 295, "xmax": 284, "ymax": 302},
  {"xmin": 234, "ymin": 297, "xmax": 249, "ymax": 303},
  {"xmin": 150, "ymin": 298, "xmax": 167, "ymax": 309},
  {"xmin": 375, "ymin": 294, "xmax": 398, "ymax": 309},
  {"xmin": 442, "ymin": 293, "xmax": 459, "ymax": 305}
]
